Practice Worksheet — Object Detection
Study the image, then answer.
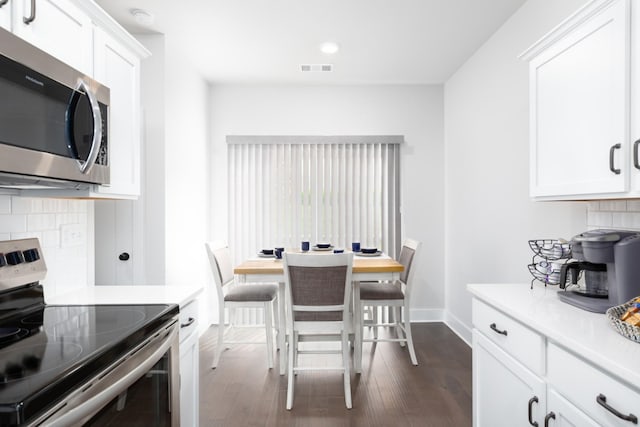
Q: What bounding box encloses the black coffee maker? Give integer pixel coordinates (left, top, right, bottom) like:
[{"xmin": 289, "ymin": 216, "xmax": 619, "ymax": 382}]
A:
[{"xmin": 558, "ymin": 229, "xmax": 640, "ymax": 313}]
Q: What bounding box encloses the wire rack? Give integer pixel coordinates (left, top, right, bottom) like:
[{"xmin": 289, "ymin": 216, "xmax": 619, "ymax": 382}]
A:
[{"xmin": 528, "ymin": 239, "xmax": 572, "ymax": 288}]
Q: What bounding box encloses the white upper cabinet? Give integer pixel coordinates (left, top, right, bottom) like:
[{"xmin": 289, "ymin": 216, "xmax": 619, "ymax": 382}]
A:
[
  {"xmin": 0, "ymin": 0, "xmax": 11, "ymax": 30},
  {"xmin": 93, "ymin": 27, "xmax": 141, "ymax": 197},
  {"xmin": 11, "ymin": 0, "xmax": 92, "ymax": 75},
  {"xmin": 521, "ymin": 0, "xmax": 632, "ymax": 200}
]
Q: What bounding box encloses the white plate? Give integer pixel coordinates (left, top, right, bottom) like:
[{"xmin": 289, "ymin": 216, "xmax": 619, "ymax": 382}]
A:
[
  {"xmin": 358, "ymin": 251, "xmax": 382, "ymax": 257},
  {"xmin": 258, "ymin": 252, "xmax": 275, "ymax": 258},
  {"xmin": 312, "ymin": 245, "xmax": 333, "ymax": 251}
]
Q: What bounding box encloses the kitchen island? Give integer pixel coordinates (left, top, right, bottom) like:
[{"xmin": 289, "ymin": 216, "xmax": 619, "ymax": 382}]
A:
[
  {"xmin": 48, "ymin": 285, "xmax": 203, "ymax": 427},
  {"xmin": 468, "ymin": 283, "xmax": 640, "ymax": 427}
]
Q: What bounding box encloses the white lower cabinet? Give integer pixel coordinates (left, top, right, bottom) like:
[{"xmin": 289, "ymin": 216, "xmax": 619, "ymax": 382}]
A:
[
  {"xmin": 472, "ymin": 292, "xmax": 640, "ymax": 427},
  {"xmin": 472, "ymin": 331, "xmax": 545, "ymax": 426},
  {"xmin": 0, "ymin": 0, "xmax": 11, "ymax": 30},
  {"xmin": 179, "ymin": 300, "xmax": 200, "ymax": 427},
  {"xmin": 546, "ymin": 388, "xmax": 601, "ymax": 427}
]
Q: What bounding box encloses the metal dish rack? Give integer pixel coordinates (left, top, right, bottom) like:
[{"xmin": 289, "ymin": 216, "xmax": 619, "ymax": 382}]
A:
[{"xmin": 528, "ymin": 239, "xmax": 572, "ymax": 288}]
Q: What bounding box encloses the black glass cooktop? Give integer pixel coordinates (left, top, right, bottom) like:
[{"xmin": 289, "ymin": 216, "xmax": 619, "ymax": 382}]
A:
[{"xmin": 0, "ymin": 285, "xmax": 178, "ymax": 425}]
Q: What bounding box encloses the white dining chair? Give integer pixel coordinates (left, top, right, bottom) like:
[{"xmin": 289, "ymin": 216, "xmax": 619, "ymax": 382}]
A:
[
  {"xmin": 354, "ymin": 238, "xmax": 421, "ymax": 373},
  {"xmin": 283, "ymin": 252, "xmax": 354, "ymax": 410},
  {"xmin": 205, "ymin": 241, "xmax": 278, "ymax": 369}
]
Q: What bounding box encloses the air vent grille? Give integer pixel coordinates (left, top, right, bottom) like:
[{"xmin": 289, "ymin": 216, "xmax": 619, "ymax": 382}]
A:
[{"xmin": 300, "ymin": 64, "xmax": 333, "ymax": 72}]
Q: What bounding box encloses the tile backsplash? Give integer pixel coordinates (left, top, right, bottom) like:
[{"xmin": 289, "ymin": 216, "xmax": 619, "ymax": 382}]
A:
[
  {"xmin": 0, "ymin": 195, "xmax": 93, "ymax": 299},
  {"xmin": 587, "ymin": 200, "xmax": 640, "ymax": 230}
]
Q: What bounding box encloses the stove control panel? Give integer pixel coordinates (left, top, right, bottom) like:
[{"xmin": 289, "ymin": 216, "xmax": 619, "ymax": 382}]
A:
[{"xmin": 0, "ymin": 239, "xmax": 47, "ymax": 291}]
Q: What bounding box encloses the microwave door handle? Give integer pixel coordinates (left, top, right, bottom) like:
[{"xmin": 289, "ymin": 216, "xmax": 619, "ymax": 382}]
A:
[
  {"xmin": 73, "ymin": 79, "xmax": 103, "ymax": 174},
  {"xmin": 46, "ymin": 325, "xmax": 177, "ymax": 427}
]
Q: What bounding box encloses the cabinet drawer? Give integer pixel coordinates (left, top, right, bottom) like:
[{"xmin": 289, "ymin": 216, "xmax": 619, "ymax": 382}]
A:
[
  {"xmin": 472, "ymin": 298, "xmax": 545, "ymax": 375},
  {"xmin": 179, "ymin": 300, "xmax": 198, "ymax": 343},
  {"xmin": 548, "ymin": 343, "xmax": 640, "ymax": 426}
]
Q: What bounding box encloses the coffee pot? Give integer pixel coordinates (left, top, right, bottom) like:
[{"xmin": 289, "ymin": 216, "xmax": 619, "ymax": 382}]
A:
[{"xmin": 559, "ymin": 229, "xmax": 640, "ymax": 313}]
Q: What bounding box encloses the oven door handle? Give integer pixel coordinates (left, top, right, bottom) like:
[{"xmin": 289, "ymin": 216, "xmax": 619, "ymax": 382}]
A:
[{"xmin": 46, "ymin": 324, "xmax": 177, "ymax": 427}]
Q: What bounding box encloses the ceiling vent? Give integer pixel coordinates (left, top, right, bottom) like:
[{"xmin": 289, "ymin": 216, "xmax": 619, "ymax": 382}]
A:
[{"xmin": 300, "ymin": 64, "xmax": 333, "ymax": 72}]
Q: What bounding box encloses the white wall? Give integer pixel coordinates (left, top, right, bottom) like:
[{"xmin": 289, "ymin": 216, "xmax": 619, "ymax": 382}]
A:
[
  {"xmin": 209, "ymin": 85, "xmax": 445, "ymax": 321},
  {"xmin": 443, "ymin": 0, "xmax": 590, "ymax": 343},
  {"xmin": 0, "ymin": 195, "xmax": 93, "ymax": 300}
]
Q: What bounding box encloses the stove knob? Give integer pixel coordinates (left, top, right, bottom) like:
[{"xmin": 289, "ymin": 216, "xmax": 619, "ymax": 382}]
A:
[
  {"xmin": 0, "ymin": 254, "xmax": 6, "ymax": 267},
  {"xmin": 6, "ymin": 251, "xmax": 25, "ymax": 265},
  {"xmin": 23, "ymin": 248, "xmax": 40, "ymax": 263}
]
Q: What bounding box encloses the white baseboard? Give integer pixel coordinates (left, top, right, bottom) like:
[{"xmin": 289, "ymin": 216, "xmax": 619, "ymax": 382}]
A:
[
  {"xmin": 443, "ymin": 311, "xmax": 472, "ymax": 347},
  {"xmin": 410, "ymin": 308, "xmax": 445, "ymax": 322}
]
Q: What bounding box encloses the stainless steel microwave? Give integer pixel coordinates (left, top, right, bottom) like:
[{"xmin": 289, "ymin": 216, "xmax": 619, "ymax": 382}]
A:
[{"xmin": 0, "ymin": 27, "xmax": 109, "ymax": 189}]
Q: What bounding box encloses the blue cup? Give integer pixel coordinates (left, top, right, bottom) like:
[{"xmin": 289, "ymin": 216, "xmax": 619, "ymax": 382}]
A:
[
  {"xmin": 275, "ymin": 247, "xmax": 284, "ymax": 259},
  {"xmin": 301, "ymin": 241, "xmax": 310, "ymax": 252},
  {"xmin": 352, "ymin": 242, "xmax": 361, "ymax": 252}
]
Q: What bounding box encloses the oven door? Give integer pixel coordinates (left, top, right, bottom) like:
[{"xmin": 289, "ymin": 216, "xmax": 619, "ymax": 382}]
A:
[{"xmin": 31, "ymin": 319, "xmax": 180, "ymax": 427}]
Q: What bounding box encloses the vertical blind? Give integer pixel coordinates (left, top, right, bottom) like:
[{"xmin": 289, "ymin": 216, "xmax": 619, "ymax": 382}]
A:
[{"xmin": 227, "ymin": 135, "xmax": 402, "ymax": 265}]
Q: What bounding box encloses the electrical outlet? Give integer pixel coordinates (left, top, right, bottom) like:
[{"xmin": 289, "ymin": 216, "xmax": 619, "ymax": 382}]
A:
[{"xmin": 61, "ymin": 224, "xmax": 84, "ymax": 247}]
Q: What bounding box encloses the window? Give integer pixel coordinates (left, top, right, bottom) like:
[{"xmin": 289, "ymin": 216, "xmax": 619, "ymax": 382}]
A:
[{"xmin": 227, "ymin": 135, "xmax": 402, "ymax": 261}]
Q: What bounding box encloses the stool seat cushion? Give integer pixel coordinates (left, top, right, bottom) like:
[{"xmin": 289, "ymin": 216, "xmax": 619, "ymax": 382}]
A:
[
  {"xmin": 360, "ymin": 281, "xmax": 404, "ymax": 300},
  {"xmin": 225, "ymin": 284, "xmax": 278, "ymax": 302}
]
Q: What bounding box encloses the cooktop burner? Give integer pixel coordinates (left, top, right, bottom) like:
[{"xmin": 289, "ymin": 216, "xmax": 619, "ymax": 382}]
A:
[{"xmin": 0, "ymin": 328, "xmax": 28, "ymax": 346}]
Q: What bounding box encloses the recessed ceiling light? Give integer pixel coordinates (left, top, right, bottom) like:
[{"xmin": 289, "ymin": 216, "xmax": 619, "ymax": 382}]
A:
[
  {"xmin": 130, "ymin": 8, "xmax": 154, "ymax": 26},
  {"xmin": 320, "ymin": 42, "xmax": 339, "ymax": 55}
]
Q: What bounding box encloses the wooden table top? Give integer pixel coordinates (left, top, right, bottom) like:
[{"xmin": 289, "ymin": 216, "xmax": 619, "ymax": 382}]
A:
[{"xmin": 234, "ymin": 256, "xmax": 404, "ymax": 275}]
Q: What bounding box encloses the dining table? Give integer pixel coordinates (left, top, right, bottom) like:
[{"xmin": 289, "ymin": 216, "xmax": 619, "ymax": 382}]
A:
[{"xmin": 234, "ymin": 251, "xmax": 404, "ymax": 374}]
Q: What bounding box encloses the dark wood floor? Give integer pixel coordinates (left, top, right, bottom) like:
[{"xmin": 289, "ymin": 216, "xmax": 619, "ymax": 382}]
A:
[{"xmin": 199, "ymin": 323, "xmax": 472, "ymax": 426}]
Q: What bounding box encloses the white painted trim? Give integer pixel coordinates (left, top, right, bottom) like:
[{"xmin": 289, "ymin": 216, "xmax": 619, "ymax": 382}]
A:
[
  {"xmin": 226, "ymin": 135, "xmax": 404, "ymax": 145},
  {"xmin": 519, "ymin": 0, "xmax": 622, "ymax": 61},
  {"xmin": 443, "ymin": 311, "xmax": 472, "ymax": 347},
  {"xmin": 410, "ymin": 308, "xmax": 445, "ymax": 322}
]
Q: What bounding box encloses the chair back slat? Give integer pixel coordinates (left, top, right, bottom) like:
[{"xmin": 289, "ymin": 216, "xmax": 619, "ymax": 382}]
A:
[{"xmin": 398, "ymin": 246, "xmax": 415, "ymax": 284}]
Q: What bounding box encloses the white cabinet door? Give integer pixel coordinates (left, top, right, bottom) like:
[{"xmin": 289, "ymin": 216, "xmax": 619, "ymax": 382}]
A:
[
  {"xmin": 528, "ymin": 0, "xmax": 629, "ymax": 199},
  {"xmin": 473, "ymin": 331, "xmax": 546, "ymax": 427},
  {"xmin": 0, "ymin": 0, "xmax": 11, "ymax": 30},
  {"xmin": 180, "ymin": 329, "xmax": 200, "ymax": 427},
  {"xmin": 12, "ymin": 0, "xmax": 92, "ymax": 75},
  {"xmin": 93, "ymin": 27, "xmax": 141, "ymax": 197},
  {"xmin": 545, "ymin": 389, "xmax": 601, "ymax": 427}
]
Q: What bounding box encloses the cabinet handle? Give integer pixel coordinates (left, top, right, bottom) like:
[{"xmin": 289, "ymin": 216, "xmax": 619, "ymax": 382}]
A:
[
  {"xmin": 634, "ymin": 139, "xmax": 640, "ymax": 170},
  {"xmin": 180, "ymin": 317, "xmax": 195, "ymax": 328},
  {"xmin": 489, "ymin": 323, "xmax": 508, "ymax": 336},
  {"xmin": 609, "ymin": 143, "xmax": 621, "ymax": 175},
  {"xmin": 118, "ymin": 252, "xmax": 130, "ymax": 261},
  {"xmin": 528, "ymin": 396, "xmax": 539, "ymax": 426},
  {"xmin": 596, "ymin": 394, "xmax": 638, "ymax": 424},
  {"xmin": 23, "ymin": 0, "xmax": 36, "ymax": 24},
  {"xmin": 0, "ymin": 1, "xmax": 9, "ymax": 9},
  {"xmin": 544, "ymin": 412, "xmax": 555, "ymax": 427}
]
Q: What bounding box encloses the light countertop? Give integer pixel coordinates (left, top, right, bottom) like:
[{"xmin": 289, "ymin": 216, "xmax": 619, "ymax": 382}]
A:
[
  {"xmin": 47, "ymin": 285, "xmax": 203, "ymax": 308},
  {"xmin": 467, "ymin": 283, "xmax": 640, "ymax": 389}
]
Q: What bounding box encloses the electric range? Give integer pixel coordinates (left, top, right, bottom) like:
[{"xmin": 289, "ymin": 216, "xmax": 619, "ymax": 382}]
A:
[{"xmin": 0, "ymin": 238, "xmax": 180, "ymax": 426}]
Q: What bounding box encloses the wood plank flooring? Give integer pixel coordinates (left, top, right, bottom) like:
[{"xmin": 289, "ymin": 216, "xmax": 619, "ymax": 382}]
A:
[{"xmin": 199, "ymin": 323, "xmax": 471, "ymax": 426}]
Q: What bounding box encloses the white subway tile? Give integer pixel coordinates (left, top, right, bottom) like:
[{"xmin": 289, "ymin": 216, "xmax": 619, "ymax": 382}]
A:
[
  {"xmin": 0, "ymin": 196, "xmax": 10, "ymax": 214},
  {"xmin": 41, "ymin": 230, "xmax": 60, "ymax": 248},
  {"xmin": 11, "ymin": 231, "xmax": 41, "ymax": 240},
  {"xmin": 56, "ymin": 200, "xmax": 69, "ymax": 213},
  {"xmin": 0, "ymin": 215, "xmax": 27, "ymax": 232},
  {"xmin": 30, "ymin": 198, "xmax": 43, "ymax": 213},
  {"xmin": 587, "ymin": 211, "xmax": 612, "ymax": 227},
  {"xmin": 586, "ymin": 201, "xmax": 600, "ymax": 211},
  {"xmin": 598, "ymin": 200, "xmax": 627, "ymax": 211},
  {"xmin": 611, "ymin": 213, "xmax": 636, "ymax": 229},
  {"xmin": 10, "ymin": 197, "xmax": 31, "ymax": 214},
  {"xmin": 626, "ymin": 200, "xmax": 640, "ymax": 212},
  {"xmin": 42, "ymin": 199, "xmax": 57, "ymax": 213},
  {"xmin": 27, "ymin": 214, "xmax": 56, "ymax": 231}
]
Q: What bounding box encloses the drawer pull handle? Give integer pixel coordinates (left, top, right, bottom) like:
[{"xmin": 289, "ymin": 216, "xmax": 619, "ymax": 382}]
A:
[
  {"xmin": 0, "ymin": 0, "xmax": 8, "ymax": 8},
  {"xmin": 490, "ymin": 323, "xmax": 508, "ymax": 336},
  {"xmin": 544, "ymin": 412, "xmax": 555, "ymax": 427},
  {"xmin": 610, "ymin": 143, "xmax": 622, "ymax": 175},
  {"xmin": 180, "ymin": 317, "xmax": 195, "ymax": 328},
  {"xmin": 528, "ymin": 396, "xmax": 539, "ymax": 426},
  {"xmin": 23, "ymin": 0, "xmax": 36, "ymax": 24},
  {"xmin": 634, "ymin": 139, "xmax": 640, "ymax": 170},
  {"xmin": 596, "ymin": 394, "xmax": 637, "ymax": 424}
]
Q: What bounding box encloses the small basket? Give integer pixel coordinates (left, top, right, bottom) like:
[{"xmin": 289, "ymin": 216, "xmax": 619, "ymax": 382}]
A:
[
  {"xmin": 606, "ymin": 299, "xmax": 640, "ymax": 343},
  {"xmin": 528, "ymin": 239, "xmax": 571, "ymax": 260}
]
